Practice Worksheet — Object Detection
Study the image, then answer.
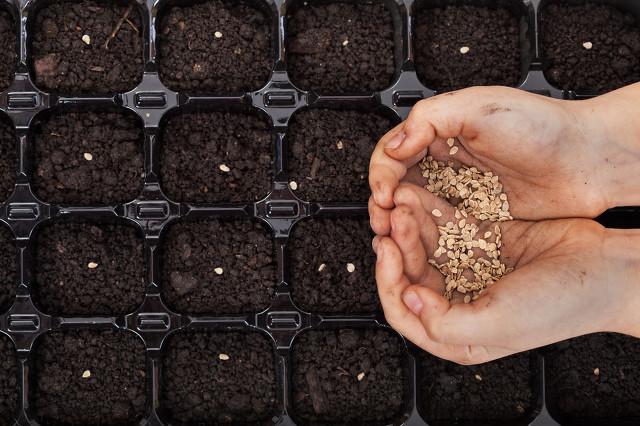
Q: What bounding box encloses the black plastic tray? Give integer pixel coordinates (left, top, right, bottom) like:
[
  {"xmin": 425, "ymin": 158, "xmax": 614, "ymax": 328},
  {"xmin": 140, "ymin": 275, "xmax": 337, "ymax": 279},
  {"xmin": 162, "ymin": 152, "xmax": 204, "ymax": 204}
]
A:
[{"xmin": 0, "ymin": 0, "xmax": 638, "ymax": 425}]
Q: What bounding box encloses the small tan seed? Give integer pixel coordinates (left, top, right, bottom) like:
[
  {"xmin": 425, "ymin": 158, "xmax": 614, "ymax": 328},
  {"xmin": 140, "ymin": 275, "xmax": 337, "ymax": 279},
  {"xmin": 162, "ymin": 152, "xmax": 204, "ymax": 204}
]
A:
[
  {"xmin": 336, "ymin": 140, "xmax": 344, "ymax": 150},
  {"xmin": 87, "ymin": 262, "xmax": 98, "ymax": 269},
  {"xmin": 447, "ymin": 138, "xmax": 455, "ymax": 147},
  {"xmin": 82, "ymin": 370, "xmax": 91, "ymax": 378},
  {"xmin": 346, "ymin": 263, "xmax": 356, "ymax": 273},
  {"xmin": 474, "ymin": 374, "xmax": 482, "ymax": 381},
  {"xmin": 582, "ymin": 41, "xmax": 593, "ymax": 50},
  {"xmin": 342, "ymin": 39, "xmax": 349, "ymax": 46},
  {"xmin": 449, "ymin": 146, "xmax": 459, "ymax": 155},
  {"xmin": 219, "ymin": 164, "xmax": 230, "ymax": 172},
  {"xmin": 464, "ymin": 295, "xmax": 471, "ymax": 304},
  {"xmin": 289, "ymin": 181, "xmax": 298, "ymax": 190},
  {"xmin": 431, "ymin": 209, "xmax": 443, "ymax": 217},
  {"xmin": 318, "ymin": 263, "xmax": 326, "ymax": 272},
  {"xmin": 214, "ymin": 31, "xmax": 223, "ymax": 39},
  {"xmin": 459, "ymin": 46, "xmax": 470, "ymax": 54},
  {"xmin": 81, "ymin": 34, "xmax": 91, "ymax": 45},
  {"xmin": 357, "ymin": 372, "xmax": 365, "ymax": 381},
  {"xmin": 218, "ymin": 353, "xmax": 230, "ymax": 361},
  {"xmin": 83, "ymin": 152, "xmax": 93, "ymax": 161},
  {"xmin": 214, "ymin": 267, "xmax": 223, "ymax": 275},
  {"xmin": 594, "ymin": 368, "xmax": 600, "ymax": 376}
]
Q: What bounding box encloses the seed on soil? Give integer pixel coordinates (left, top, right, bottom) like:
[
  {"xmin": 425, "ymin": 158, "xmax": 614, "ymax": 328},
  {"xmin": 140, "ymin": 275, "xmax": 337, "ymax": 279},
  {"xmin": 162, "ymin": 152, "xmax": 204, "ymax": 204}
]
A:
[
  {"xmin": 459, "ymin": 46, "xmax": 470, "ymax": 54},
  {"xmin": 342, "ymin": 39, "xmax": 349, "ymax": 47},
  {"xmin": 346, "ymin": 263, "xmax": 356, "ymax": 273},
  {"xmin": 87, "ymin": 262, "xmax": 98, "ymax": 269},
  {"xmin": 474, "ymin": 374, "xmax": 482, "ymax": 381},
  {"xmin": 219, "ymin": 164, "xmax": 230, "ymax": 172},
  {"xmin": 214, "ymin": 267, "xmax": 223, "ymax": 275},
  {"xmin": 218, "ymin": 353, "xmax": 230, "ymax": 361},
  {"xmin": 82, "ymin": 370, "xmax": 91, "ymax": 379},
  {"xmin": 336, "ymin": 140, "xmax": 344, "ymax": 150},
  {"xmin": 431, "ymin": 209, "xmax": 443, "ymax": 217},
  {"xmin": 317, "ymin": 263, "xmax": 326, "ymax": 272},
  {"xmin": 449, "ymin": 146, "xmax": 459, "ymax": 155},
  {"xmin": 81, "ymin": 34, "xmax": 91, "ymax": 45},
  {"xmin": 582, "ymin": 41, "xmax": 593, "ymax": 50},
  {"xmin": 214, "ymin": 31, "xmax": 222, "ymax": 39},
  {"xmin": 83, "ymin": 152, "xmax": 93, "ymax": 161},
  {"xmin": 593, "ymin": 367, "xmax": 600, "ymax": 376},
  {"xmin": 357, "ymin": 372, "xmax": 365, "ymax": 381},
  {"xmin": 289, "ymin": 181, "xmax": 298, "ymax": 190}
]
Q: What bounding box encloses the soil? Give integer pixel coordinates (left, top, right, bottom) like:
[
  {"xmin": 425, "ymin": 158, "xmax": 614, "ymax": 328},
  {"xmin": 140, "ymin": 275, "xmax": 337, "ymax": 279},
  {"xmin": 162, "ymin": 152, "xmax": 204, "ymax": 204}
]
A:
[
  {"xmin": 33, "ymin": 222, "xmax": 145, "ymax": 316},
  {"xmin": 289, "ymin": 217, "xmax": 377, "ymax": 313},
  {"xmin": 157, "ymin": 0, "xmax": 272, "ymax": 94},
  {"xmin": 287, "ymin": 109, "xmax": 393, "ymax": 202},
  {"xmin": 32, "ymin": 329, "xmax": 146, "ymax": 426},
  {"xmin": 541, "ymin": 3, "xmax": 640, "ymax": 93},
  {"xmin": 546, "ymin": 333, "xmax": 640, "ymax": 423},
  {"xmin": 160, "ymin": 111, "xmax": 272, "ymax": 203},
  {"xmin": 292, "ymin": 328, "xmax": 406, "ymax": 425},
  {"xmin": 0, "ymin": 8, "xmax": 16, "ymax": 91},
  {"xmin": 32, "ymin": 110, "xmax": 144, "ymax": 205},
  {"xmin": 0, "ymin": 334, "xmax": 17, "ymax": 426},
  {"xmin": 418, "ymin": 352, "xmax": 535, "ymax": 424},
  {"xmin": 31, "ymin": 0, "xmax": 143, "ymax": 94},
  {"xmin": 162, "ymin": 220, "xmax": 276, "ymax": 314},
  {"xmin": 0, "ymin": 224, "xmax": 15, "ymax": 313},
  {"xmin": 0, "ymin": 116, "xmax": 16, "ymax": 202},
  {"xmin": 286, "ymin": 0, "xmax": 396, "ymax": 94},
  {"xmin": 161, "ymin": 330, "xmax": 276, "ymax": 425},
  {"xmin": 414, "ymin": 4, "xmax": 522, "ymax": 91}
]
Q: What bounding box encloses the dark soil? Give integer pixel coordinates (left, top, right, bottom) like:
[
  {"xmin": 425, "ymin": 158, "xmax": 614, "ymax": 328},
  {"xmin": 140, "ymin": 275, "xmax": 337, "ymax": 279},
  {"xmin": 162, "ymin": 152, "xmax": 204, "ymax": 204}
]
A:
[
  {"xmin": 290, "ymin": 217, "xmax": 377, "ymax": 314},
  {"xmin": 33, "ymin": 222, "xmax": 145, "ymax": 316},
  {"xmin": 157, "ymin": 0, "xmax": 272, "ymax": 93},
  {"xmin": 0, "ymin": 9, "xmax": 16, "ymax": 91},
  {"xmin": 33, "ymin": 329, "xmax": 146, "ymax": 426},
  {"xmin": 414, "ymin": 4, "xmax": 522, "ymax": 91},
  {"xmin": 546, "ymin": 333, "xmax": 640, "ymax": 424},
  {"xmin": 541, "ymin": 2, "xmax": 640, "ymax": 92},
  {"xmin": 287, "ymin": 109, "xmax": 393, "ymax": 202},
  {"xmin": 162, "ymin": 330, "xmax": 276, "ymax": 425},
  {"xmin": 292, "ymin": 329, "xmax": 406, "ymax": 425},
  {"xmin": 0, "ymin": 224, "xmax": 16, "ymax": 312},
  {"xmin": 0, "ymin": 116, "xmax": 16, "ymax": 201},
  {"xmin": 162, "ymin": 220, "xmax": 276, "ymax": 314},
  {"xmin": 31, "ymin": 0, "xmax": 143, "ymax": 94},
  {"xmin": 0, "ymin": 334, "xmax": 17, "ymax": 426},
  {"xmin": 160, "ymin": 111, "xmax": 272, "ymax": 203},
  {"xmin": 32, "ymin": 110, "xmax": 144, "ymax": 205},
  {"xmin": 286, "ymin": 0, "xmax": 396, "ymax": 94},
  {"xmin": 418, "ymin": 352, "xmax": 535, "ymax": 424}
]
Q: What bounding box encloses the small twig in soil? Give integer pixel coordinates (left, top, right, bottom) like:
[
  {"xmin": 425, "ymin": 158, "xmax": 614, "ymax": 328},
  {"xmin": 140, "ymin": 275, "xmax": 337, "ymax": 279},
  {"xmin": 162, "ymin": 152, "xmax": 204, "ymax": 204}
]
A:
[
  {"xmin": 336, "ymin": 366, "xmax": 350, "ymax": 376},
  {"xmin": 305, "ymin": 367, "xmax": 327, "ymax": 414},
  {"xmin": 103, "ymin": 5, "xmax": 133, "ymax": 50},
  {"xmin": 125, "ymin": 18, "xmax": 139, "ymax": 34}
]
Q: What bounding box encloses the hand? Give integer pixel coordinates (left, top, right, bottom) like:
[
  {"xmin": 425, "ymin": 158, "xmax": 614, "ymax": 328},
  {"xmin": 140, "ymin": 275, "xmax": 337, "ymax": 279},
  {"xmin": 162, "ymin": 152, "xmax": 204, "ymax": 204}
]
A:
[
  {"xmin": 369, "ymin": 85, "xmax": 640, "ymax": 236},
  {"xmin": 373, "ymin": 183, "xmax": 640, "ymax": 364}
]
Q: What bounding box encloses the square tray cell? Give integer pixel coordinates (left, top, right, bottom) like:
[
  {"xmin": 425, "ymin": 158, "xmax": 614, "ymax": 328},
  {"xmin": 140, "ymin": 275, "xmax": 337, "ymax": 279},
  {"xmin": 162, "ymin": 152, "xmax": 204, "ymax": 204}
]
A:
[
  {"xmin": 0, "ymin": 8, "xmax": 16, "ymax": 92},
  {"xmin": 33, "ymin": 221, "xmax": 145, "ymax": 316},
  {"xmin": 0, "ymin": 224, "xmax": 16, "ymax": 312},
  {"xmin": 287, "ymin": 108, "xmax": 394, "ymax": 202},
  {"xmin": 418, "ymin": 352, "xmax": 537, "ymax": 424},
  {"xmin": 159, "ymin": 110, "xmax": 272, "ymax": 203},
  {"xmin": 161, "ymin": 219, "xmax": 276, "ymax": 314},
  {"xmin": 0, "ymin": 334, "xmax": 17, "ymax": 426},
  {"xmin": 157, "ymin": 0, "xmax": 273, "ymax": 94},
  {"xmin": 414, "ymin": 3, "xmax": 523, "ymax": 91},
  {"xmin": 290, "ymin": 217, "xmax": 377, "ymax": 314},
  {"xmin": 546, "ymin": 333, "xmax": 640, "ymax": 424},
  {"xmin": 32, "ymin": 329, "xmax": 146, "ymax": 426},
  {"xmin": 286, "ymin": 0, "xmax": 396, "ymax": 94},
  {"xmin": 31, "ymin": 0, "xmax": 144, "ymax": 94},
  {"xmin": 32, "ymin": 109, "xmax": 144, "ymax": 205},
  {"xmin": 541, "ymin": 2, "xmax": 640, "ymax": 93},
  {"xmin": 0, "ymin": 115, "xmax": 16, "ymax": 202},
  {"xmin": 292, "ymin": 328, "xmax": 407, "ymax": 425},
  {"xmin": 161, "ymin": 330, "xmax": 276, "ymax": 424}
]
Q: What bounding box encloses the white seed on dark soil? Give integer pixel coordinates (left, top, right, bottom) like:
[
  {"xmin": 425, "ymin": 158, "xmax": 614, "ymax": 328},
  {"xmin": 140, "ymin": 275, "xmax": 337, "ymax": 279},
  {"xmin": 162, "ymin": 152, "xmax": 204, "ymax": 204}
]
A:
[
  {"xmin": 459, "ymin": 46, "xmax": 470, "ymax": 54},
  {"xmin": 219, "ymin": 164, "xmax": 230, "ymax": 172},
  {"xmin": 214, "ymin": 267, "xmax": 223, "ymax": 275},
  {"xmin": 317, "ymin": 263, "xmax": 326, "ymax": 272},
  {"xmin": 582, "ymin": 41, "xmax": 593, "ymax": 50},
  {"xmin": 336, "ymin": 140, "xmax": 344, "ymax": 150},
  {"xmin": 342, "ymin": 39, "xmax": 349, "ymax": 46},
  {"xmin": 82, "ymin": 370, "xmax": 91, "ymax": 378},
  {"xmin": 214, "ymin": 31, "xmax": 223, "ymax": 39},
  {"xmin": 594, "ymin": 368, "xmax": 600, "ymax": 376},
  {"xmin": 289, "ymin": 181, "xmax": 298, "ymax": 190},
  {"xmin": 218, "ymin": 353, "xmax": 230, "ymax": 361},
  {"xmin": 346, "ymin": 263, "xmax": 356, "ymax": 273},
  {"xmin": 357, "ymin": 372, "xmax": 365, "ymax": 381},
  {"xmin": 81, "ymin": 34, "xmax": 91, "ymax": 45},
  {"xmin": 474, "ymin": 374, "xmax": 482, "ymax": 381},
  {"xmin": 83, "ymin": 152, "xmax": 93, "ymax": 161},
  {"xmin": 87, "ymin": 262, "xmax": 98, "ymax": 269}
]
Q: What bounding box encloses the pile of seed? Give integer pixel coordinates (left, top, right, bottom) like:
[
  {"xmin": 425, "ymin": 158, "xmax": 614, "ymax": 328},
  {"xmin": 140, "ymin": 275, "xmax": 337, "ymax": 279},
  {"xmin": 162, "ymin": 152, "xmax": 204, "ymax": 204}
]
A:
[{"xmin": 419, "ymin": 144, "xmax": 514, "ymax": 302}]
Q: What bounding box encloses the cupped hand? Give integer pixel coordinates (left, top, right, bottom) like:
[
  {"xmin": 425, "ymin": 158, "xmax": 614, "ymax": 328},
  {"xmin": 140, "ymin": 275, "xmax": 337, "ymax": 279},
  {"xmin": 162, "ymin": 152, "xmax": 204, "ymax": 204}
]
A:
[
  {"xmin": 368, "ymin": 86, "xmax": 624, "ymax": 235},
  {"xmin": 373, "ymin": 183, "xmax": 640, "ymax": 364}
]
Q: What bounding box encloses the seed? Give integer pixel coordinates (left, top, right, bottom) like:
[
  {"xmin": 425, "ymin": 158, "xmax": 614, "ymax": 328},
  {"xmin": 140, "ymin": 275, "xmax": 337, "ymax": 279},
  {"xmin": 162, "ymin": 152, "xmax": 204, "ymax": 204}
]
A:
[
  {"xmin": 464, "ymin": 295, "xmax": 471, "ymax": 304},
  {"xmin": 336, "ymin": 140, "xmax": 344, "ymax": 150},
  {"xmin": 357, "ymin": 372, "xmax": 365, "ymax": 381},
  {"xmin": 82, "ymin": 370, "xmax": 91, "ymax": 378},
  {"xmin": 289, "ymin": 181, "xmax": 298, "ymax": 190},
  {"xmin": 83, "ymin": 152, "xmax": 93, "ymax": 161},
  {"xmin": 342, "ymin": 39, "xmax": 349, "ymax": 46},
  {"xmin": 582, "ymin": 41, "xmax": 593, "ymax": 50},
  {"xmin": 87, "ymin": 262, "xmax": 98, "ymax": 269},
  {"xmin": 449, "ymin": 146, "xmax": 459, "ymax": 155},
  {"xmin": 447, "ymin": 138, "xmax": 455, "ymax": 147},
  {"xmin": 218, "ymin": 353, "xmax": 230, "ymax": 361},
  {"xmin": 459, "ymin": 46, "xmax": 470, "ymax": 54},
  {"xmin": 593, "ymin": 368, "xmax": 600, "ymax": 376},
  {"xmin": 81, "ymin": 34, "xmax": 91, "ymax": 45},
  {"xmin": 317, "ymin": 263, "xmax": 326, "ymax": 272},
  {"xmin": 219, "ymin": 164, "xmax": 230, "ymax": 172},
  {"xmin": 214, "ymin": 267, "xmax": 223, "ymax": 275},
  {"xmin": 214, "ymin": 31, "xmax": 223, "ymax": 39},
  {"xmin": 346, "ymin": 263, "xmax": 356, "ymax": 273},
  {"xmin": 474, "ymin": 374, "xmax": 482, "ymax": 381},
  {"xmin": 431, "ymin": 209, "xmax": 442, "ymax": 217}
]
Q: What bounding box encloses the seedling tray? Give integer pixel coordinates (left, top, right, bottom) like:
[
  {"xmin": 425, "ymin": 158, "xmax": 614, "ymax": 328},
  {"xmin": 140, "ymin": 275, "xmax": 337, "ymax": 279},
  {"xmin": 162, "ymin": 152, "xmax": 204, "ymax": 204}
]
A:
[{"xmin": 0, "ymin": 0, "xmax": 638, "ymax": 425}]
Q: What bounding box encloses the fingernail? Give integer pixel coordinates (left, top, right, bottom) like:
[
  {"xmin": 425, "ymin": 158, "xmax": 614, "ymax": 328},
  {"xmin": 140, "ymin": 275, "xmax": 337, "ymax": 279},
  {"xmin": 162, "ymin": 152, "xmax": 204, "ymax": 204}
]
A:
[
  {"xmin": 403, "ymin": 291, "xmax": 424, "ymax": 315},
  {"xmin": 384, "ymin": 131, "xmax": 405, "ymax": 150}
]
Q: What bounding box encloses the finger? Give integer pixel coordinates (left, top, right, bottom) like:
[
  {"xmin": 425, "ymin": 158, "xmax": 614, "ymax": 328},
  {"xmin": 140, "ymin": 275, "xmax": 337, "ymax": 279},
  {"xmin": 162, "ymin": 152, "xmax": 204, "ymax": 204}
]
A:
[
  {"xmin": 389, "ymin": 204, "xmax": 428, "ymax": 283},
  {"xmin": 369, "ymin": 196, "xmax": 392, "ymax": 236},
  {"xmin": 369, "ymin": 143, "xmax": 409, "ymax": 209}
]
